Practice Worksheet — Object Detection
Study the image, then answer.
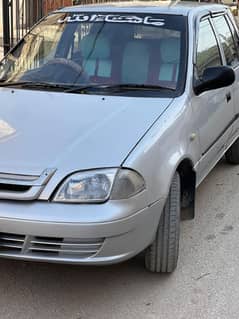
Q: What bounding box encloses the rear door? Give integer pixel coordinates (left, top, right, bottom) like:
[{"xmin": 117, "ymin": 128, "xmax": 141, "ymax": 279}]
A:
[
  {"xmin": 192, "ymin": 15, "xmax": 235, "ymax": 183},
  {"xmin": 211, "ymin": 13, "xmax": 239, "ymax": 146}
]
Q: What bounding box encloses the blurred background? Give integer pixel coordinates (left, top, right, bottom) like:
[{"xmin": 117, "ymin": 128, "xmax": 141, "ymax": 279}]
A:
[{"xmin": 0, "ymin": 0, "xmax": 123, "ymax": 57}]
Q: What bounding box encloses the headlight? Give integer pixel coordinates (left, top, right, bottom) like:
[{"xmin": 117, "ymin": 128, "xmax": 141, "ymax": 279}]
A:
[{"xmin": 53, "ymin": 168, "xmax": 145, "ymax": 203}]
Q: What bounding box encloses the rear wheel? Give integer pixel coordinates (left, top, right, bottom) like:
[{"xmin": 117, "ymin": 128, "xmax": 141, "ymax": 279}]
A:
[
  {"xmin": 225, "ymin": 138, "xmax": 239, "ymax": 164},
  {"xmin": 145, "ymin": 172, "xmax": 181, "ymax": 273}
]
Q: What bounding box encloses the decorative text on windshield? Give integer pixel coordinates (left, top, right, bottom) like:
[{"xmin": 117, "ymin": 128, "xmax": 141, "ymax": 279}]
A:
[{"xmin": 58, "ymin": 14, "xmax": 165, "ymax": 27}]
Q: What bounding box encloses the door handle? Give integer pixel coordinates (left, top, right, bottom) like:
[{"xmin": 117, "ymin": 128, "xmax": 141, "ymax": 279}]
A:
[{"xmin": 226, "ymin": 92, "xmax": 231, "ymax": 103}]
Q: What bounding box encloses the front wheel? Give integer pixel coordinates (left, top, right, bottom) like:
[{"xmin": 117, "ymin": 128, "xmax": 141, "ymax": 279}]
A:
[{"xmin": 145, "ymin": 172, "xmax": 181, "ymax": 273}]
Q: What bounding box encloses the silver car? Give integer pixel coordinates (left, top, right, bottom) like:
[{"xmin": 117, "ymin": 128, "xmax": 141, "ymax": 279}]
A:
[{"xmin": 0, "ymin": 2, "xmax": 238, "ymax": 273}]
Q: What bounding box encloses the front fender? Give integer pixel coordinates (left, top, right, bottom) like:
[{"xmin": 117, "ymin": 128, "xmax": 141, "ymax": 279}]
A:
[{"xmin": 123, "ymin": 95, "xmax": 199, "ymax": 205}]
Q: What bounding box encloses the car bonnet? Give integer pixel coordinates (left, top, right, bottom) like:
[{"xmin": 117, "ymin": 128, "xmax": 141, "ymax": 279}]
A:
[{"xmin": 0, "ymin": 88, "xmax": 173, "ymax": 177}]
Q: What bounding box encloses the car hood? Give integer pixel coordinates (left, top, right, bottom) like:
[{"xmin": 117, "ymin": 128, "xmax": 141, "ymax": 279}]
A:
[{"xmin": 0, "ymin": 88, "xmax": 173, "ymax": 176}]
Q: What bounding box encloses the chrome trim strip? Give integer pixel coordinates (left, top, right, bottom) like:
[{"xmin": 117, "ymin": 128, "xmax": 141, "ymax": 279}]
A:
[
  {"xmin": 0, "ymin": 173, "xmax": 38, "ymax": 181},
  {"xmin": 0, "ymin": 168, "xmax": 56, "ymax": 200},
  {"xmin": 28, "ymin": 247, "xmax": 97, "ymax": 253},
  {"xmin": 0, "ymin": 168, "xmax": 56, "ymax": 186},
  {"xmin": 0, "ymin": 186, "xmax": 44, "ymax": 200},
  {"xmin": 30, "ymin": 240, "xmax": 102, "ymax": 247}
]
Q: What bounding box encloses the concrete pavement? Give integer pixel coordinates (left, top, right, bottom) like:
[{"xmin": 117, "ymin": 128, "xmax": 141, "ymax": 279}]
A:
[{"xmin": 0, "ymin": 158, "xmax": 238, "ymax": 319}]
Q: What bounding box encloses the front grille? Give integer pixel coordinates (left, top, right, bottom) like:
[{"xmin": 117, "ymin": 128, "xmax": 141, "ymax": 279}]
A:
[
  {"xmin": 0, "ymin": 233, "xmax": 25, "ymax": 253},
  {"xmin": 0, "ymin": 168, "xmax": 56, "ymax": 201},
  {"xmin": 0, "ymin": 183, "xmax": 31, "ymax": 193},
  {"xmin": 0, "ymin": 232, "xmax": 104, "ymax": 260}
]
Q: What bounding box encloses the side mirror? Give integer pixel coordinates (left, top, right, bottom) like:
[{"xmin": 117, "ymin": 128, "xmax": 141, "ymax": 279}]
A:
[{"xmin": 194, "ymin": 66, "xmax": 235, "ymax": 96}]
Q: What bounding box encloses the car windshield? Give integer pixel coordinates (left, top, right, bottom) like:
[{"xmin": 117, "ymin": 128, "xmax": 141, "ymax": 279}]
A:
[{"xmin": 0, "ymin": 12, "xmax": 187, "ymax": 96}]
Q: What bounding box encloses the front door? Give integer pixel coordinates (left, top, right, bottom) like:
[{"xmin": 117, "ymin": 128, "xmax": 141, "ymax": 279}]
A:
[{"xmin": 191, "ymin": 16, "xmax": 235, "ymax": 183}]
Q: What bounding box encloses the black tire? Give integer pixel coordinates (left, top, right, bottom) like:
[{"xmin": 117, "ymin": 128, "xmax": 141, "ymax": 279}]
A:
[
  {"xmin": 145, "ymin": 172, "xmax": 181, "ymax": 273},
  {"xmin": 225, "ymin": 138, "xmax": 239, "ymax": 164}
]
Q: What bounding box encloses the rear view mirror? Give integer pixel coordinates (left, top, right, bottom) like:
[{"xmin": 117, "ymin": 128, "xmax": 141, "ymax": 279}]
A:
[{"xmin": 194, "ymin": 66, "xmax": 235, "ymax": 95}]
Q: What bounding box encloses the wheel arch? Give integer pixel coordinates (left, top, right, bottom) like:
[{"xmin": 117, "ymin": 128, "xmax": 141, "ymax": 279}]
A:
[{"xmin": 176, "ymin": 158, "xmax": 196, "ymax": 220}]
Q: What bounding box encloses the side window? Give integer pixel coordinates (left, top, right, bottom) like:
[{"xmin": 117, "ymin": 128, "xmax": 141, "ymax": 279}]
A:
[
  {"xmin": 213, "ymin": 15, "xmax": 239, "ymax": 67},
  {"xmin": 226, "ymin": 15, "xmax": 239, "ymax": 53},
  {"xmin": 196, "ymin": 19, "xmax": 222, "ymax": 78}
]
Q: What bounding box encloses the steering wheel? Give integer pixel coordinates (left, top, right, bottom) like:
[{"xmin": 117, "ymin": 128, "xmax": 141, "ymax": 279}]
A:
[{"xmin": 44, "ymin": 58, "xmax": 89, "ymax": 83}]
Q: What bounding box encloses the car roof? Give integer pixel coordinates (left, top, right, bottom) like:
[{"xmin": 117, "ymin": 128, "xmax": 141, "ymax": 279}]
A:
[{"xmin": 57, "ymin": 1, "xmax": 227, "ymax": 16}]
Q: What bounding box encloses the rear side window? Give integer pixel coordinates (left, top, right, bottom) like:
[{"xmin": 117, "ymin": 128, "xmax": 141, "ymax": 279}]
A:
[
  {"xmin": 226, "ymin": 14, "xmax": 239, "ymax": 54},
  {"xmin": 213, "ymin": 15, "xmax": 239, "ymax": 67},
  {"xmin": 196, "ymin": 19, "xmax": 222, "ymax": 78}
]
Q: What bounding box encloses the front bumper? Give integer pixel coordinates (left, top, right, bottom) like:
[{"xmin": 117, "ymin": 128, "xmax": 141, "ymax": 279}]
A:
[{"xmin": 0, "ymin": 198, "xmax": 164, "ymax": 265}]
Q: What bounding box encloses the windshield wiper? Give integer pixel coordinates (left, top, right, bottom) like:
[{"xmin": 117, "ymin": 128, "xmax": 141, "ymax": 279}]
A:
[
  {"xmin": 0, "ymin": 81, "xmax": 72, "ymax": 90},
  {"xmin": 0, "ymin": 82, "xmax": 176, "ymax": 93},
  {"xmin": 65, "ymin": 83, "xmax": 176, "ymax": 93}
]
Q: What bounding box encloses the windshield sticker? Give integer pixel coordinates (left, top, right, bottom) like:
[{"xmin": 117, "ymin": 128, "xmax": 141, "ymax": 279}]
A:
[{"xmin": 57, "ymin": 14, "xmax": 165, "ymax": 27}]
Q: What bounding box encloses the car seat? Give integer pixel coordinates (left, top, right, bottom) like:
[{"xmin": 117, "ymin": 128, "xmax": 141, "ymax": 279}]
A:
[
  {"xmin": 121, "ymin": 41, "xmax": 150, "ymax": 84},
  {"xmin": 158, "ymin": 37, "xmax": 180, "ymax": 82},
  {"xmin": 80, "ymin": 34, "xmax": 112, "ymax": 78}
]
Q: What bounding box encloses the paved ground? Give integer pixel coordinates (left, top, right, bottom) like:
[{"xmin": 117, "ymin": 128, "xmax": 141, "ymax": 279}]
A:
[{"xmin": 0, "ymin": 158, "xmax": 238, "ymax": 319}]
